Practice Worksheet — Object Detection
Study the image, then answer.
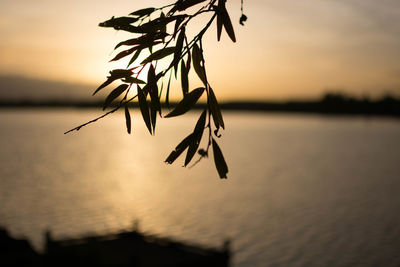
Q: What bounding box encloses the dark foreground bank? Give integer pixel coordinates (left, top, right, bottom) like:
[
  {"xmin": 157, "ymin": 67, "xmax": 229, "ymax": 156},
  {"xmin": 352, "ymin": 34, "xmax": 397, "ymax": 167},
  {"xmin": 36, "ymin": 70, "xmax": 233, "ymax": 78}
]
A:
[{"xmin": 0, "ymin": 226, "xmax": 230, "ymax": 266}]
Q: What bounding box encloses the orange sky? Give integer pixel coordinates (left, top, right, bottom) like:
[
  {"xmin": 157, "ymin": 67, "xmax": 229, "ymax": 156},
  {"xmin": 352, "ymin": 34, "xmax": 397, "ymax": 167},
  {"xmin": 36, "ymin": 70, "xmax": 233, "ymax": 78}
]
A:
[{"xmin": 1, "ymin": 0, "xmax": 400, "ymax": 100}]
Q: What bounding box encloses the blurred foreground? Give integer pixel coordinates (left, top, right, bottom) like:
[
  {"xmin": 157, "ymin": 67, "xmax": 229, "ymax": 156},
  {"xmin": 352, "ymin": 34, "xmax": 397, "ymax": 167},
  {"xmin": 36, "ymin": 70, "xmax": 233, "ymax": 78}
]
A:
[{"xmin": 0, "ymin": 226, "xmax": 230, "ymax": 266}]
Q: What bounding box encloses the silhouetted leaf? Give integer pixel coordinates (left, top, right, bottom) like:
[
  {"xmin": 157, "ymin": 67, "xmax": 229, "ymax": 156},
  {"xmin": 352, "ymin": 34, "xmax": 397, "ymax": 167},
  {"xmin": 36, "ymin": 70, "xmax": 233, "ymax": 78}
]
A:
[
  {"xmin": 173, "ymin": 16, "xmax": 185, "ymax": 37},
  {"xmin": 192, "ymin": 44, "xmax": 207, "ymax": 85},
  {"xmin": 115, "ymin": 32, "xmax": 168, "ymax": 50},
  {"xmin": 173, "ymin": 27, "xmax": 186, "ymax": 71},
  {"xmin": 93, "ymin": 69, "xmax": 132, "ymax": 95},
  {"xmin": 130, "ymin": 8, "xmax": 156, "ymax": 17},
  {"xmin": 148, "ymin": 64, "xmax": 161, "ymax": 131},
  {"xmin": 165, "ymin": 87, "xmax": 205, "ymax": 117},
  {"xmin": 165, "ymin": 133, "xmax": 195, "ymax": 164},
  {"xmin": 127, "ymin": 49, "xmax": 142, "ymax": 67},
  {"xmin": 212, "ymin": 138, "xmax": 228, "ymax": 178},
  {"xmin": 170, "ymin": 0, "xmax": 206, "ymax": 13},
  {"xmin": 103, "ymin": 84, "xmax": 129, "ymax": 110},
  {"xmin": 181, "ymin": 60, "xmax": 189, "ymax": 95},
  {"xmin": 216, "ymin": 7, "xmax": 223, "ymax": 41},
  {"xmin": 185, "ymin": 40, "xmax": 191, "ymax": 73},
  {"xmin": 110, "ymin": 47, "xmax": 137, "ymax": 62},
  {"xmin": 218, "ymin": 1, "xmax": 236, "ymax": 42},
  {"xmin": 125, "ymin": 105, "xmax": 131, "ymax": 134},
  {"xmin": 99, "ymin": 16, "xmax": 139, "ymax": 28},
  {"xmin": 239, "ymin": 14, "xmax": 247, "ymax": 26},
  {"xmin": 209, "ymin": 87, "xmax": 225, "ymax": 129},
  {"xmin": 141, "ymin": 47, "xmax": 176, "ymax": 64},
  {"xmin": 135, "ymin": 15, "xmax": 187, "ymax": 34},
  {"xmin": 166, "ymin": 71, "xmax": 172, "ymax": 108},
  {"xmin": 185, "ymin": 109, "xmax": 206, "ymax": 166},
  {"xmin": 137, "ymin": 85, "xmax": 152, "ymax": 134},
  {"xmin": 122, "ymin": 76, "xmax": 145, "ymax": 84}
]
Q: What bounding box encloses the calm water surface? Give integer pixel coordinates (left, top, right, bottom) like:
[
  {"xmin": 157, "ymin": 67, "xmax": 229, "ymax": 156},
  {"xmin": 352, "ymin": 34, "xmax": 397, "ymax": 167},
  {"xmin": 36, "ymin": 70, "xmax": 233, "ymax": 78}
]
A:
[{"xmin": 0, "ymin": 109, "xmax": 399, "ymax": 266}]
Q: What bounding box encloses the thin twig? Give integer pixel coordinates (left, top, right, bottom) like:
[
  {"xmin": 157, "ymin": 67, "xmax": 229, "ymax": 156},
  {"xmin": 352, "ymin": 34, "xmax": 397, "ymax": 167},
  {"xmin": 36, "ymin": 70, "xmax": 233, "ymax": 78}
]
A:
[{"xmin": 64, "ymin": 95, "xmax": 137, "ymax": 134}]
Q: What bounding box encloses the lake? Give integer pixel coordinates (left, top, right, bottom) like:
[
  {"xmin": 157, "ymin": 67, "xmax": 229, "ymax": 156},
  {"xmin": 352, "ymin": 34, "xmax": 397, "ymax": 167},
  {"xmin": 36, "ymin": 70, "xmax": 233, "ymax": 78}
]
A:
[{"xmin": 0, "ymin": 109, "xmax": 399, "ymax": 266}]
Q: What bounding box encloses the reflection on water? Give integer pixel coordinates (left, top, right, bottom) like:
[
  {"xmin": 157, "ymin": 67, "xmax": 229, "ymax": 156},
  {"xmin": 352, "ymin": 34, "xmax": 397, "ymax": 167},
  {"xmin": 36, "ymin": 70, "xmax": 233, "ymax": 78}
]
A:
[{"xmin": 0, "ymin": 109, "xmax": 400, "ymax": 266}]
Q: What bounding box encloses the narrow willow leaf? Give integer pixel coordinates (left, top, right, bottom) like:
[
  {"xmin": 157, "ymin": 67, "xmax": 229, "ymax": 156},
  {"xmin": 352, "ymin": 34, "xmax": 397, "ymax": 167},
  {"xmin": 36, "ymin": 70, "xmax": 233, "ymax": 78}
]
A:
[
  {"xmin": 130, "ymin": 8, "xmax": 156, "ymax": 17},
  {"xmin": 125, "ymin": 105, "xmax": 131, "ymax": 134},
  {"xmin": 220, "ymin": 4, "xmax": 236, "ymax": 42},
  {"xmin": 165, "ymin": 87, "xmax": 205, "ymax": 118},
  {"xmin": 103, "ymin": 84, "xmax": 129, "ymax": 110},
  {"xmin": 115, "ymin": 33, "xmax": 168, "ymax": 50},
  {"xmin": 151, "ymin": 104, "xmax": 157, "ymax": 134},
  {"xmin": 109, "ymin": 47, "xmax": 137, "ymax": 62},
  {"xmin": 93, "ymin": 69, "xmax": 133, "ymax": 95},
  {"xmin": 93, "ymin": 78, "xmax": 113, "ymax": 96},
  {"xmin": 173, "ymin": 27, "xmax": 185, "ymax": 71},
  {"xmin": 185, "ymin": 39, "xmax": 191, "ymax": 73},
  {"xmin": 165, "ymin": 133, "xmax": 195, "ymax": 164},
  {"xmin": 148, "ymin": 64, "xmax": 160, "ymax": 130},
  {"xmin": 136, "ymin": 15, "xmax": 187, "ymax": 34},
  {"xmin": 216, "ymin": 11, "xmax": 223, "ymax": 41},
  {"xmin": 141, "ymin": 47, "xmax": 176, "ymax": 64},
  {"xmin": 137, "ymin": 86, "xmax": 152, "ymax": 135},
  {"xmin": 122, "ymin": 76, "xmax": 145, "ymax": 84},
  {"xmin": 173, "ymin": 17, "xmax": 185, "ymax": 37},
  {"xmin": 192, "ymin": 44, "xmax": 207, "ymax": 85},
  {"xmin": 181, "ymin": 59, "xmax": 188, "ymax": 95},
  {"xmin": 171, "ymin": 0, "xmax": 206, "ymax": 12},
  {"xmin": 209, "ymin": 87, "xmax": 225, "ymax": 129},
  {"xmin": 185, "ymin": 110, "xmax": 206, "ymax": 166},
  {"xmin": 212, "ymin": 138, "xmax": 228, "ymax": 178},
  {"xmin": 166, "ymin": 70, "xmax": 172, "ymax": 108},
  {"xmin": 99, "ymin": 16, "xmax": 139, "ymax": 28},
  {"xmin": 127, "ymin": 49, "xmax": 142, "ymax": 67},
  {"xmin": 148, "ymin": 64, "xmax": 161, "ymax": 116}
]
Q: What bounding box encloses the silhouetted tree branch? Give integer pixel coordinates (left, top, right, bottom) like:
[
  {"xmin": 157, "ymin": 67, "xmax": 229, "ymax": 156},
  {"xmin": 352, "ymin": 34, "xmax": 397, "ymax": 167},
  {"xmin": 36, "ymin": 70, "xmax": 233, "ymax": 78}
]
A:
[{"xmin": 65, "ymin": 0, "xmax": 247, "ymax": 178}]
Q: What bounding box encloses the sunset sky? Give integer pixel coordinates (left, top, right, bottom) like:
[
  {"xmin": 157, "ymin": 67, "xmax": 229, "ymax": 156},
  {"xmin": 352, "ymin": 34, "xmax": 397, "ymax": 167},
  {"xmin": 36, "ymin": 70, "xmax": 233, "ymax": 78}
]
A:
[{"xmin": 1, "ymin": 0, "xmax": 400, "ymax": 100}]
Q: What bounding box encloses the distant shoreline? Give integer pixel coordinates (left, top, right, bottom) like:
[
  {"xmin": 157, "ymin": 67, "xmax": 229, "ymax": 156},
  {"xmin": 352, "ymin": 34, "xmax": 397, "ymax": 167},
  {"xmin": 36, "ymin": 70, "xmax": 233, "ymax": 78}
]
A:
[{"xmin": 0, "ymin": 94, "xmax": 399, "ymax": 117}]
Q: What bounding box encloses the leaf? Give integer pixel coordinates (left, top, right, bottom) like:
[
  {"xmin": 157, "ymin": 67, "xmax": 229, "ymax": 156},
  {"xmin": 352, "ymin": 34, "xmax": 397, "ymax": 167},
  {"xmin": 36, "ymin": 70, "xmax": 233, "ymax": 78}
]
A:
[
  {"xmin": 185, "ymin": 109, "xmax": 206, "ymax": 166},
  {"xmin": 93, "ymin": 69, "xmax": 133, "ymax": 95},
  {"xmin": 110, "ymin": 47, "xmax": 137, "ymax": 62},
  {"xmin": 165, "ymin": 133, "xmax": 195, "ymax": 164},
  {"xmin": 141, "ymin": 47, "xmax": 176, "ymax": 64},
  {"xmin": 181, "ymin": 59, "xmax": 189, "ymax": 95},
  {"xmin": 130, "ymin": 7, "xmax": 156, "ymax": 17},
  {"xmin": 103, "ymin": 84, "xmax": 129, "ymax": 110},
  {"xmin": 173, "ymin": 16, "xmax": 185, "ymax": 37},
  {"xmin": 169, "ymin": 0, "xmax": 206, "ymax": 13},
  {"xmin": 219, "ymin": 1, "xmax": 236, "ymax": 42},
  {"xmin": 165, "ymin": 87, "xmax": 205, "ymax": 118},
  {"xmin": 173, "ymin": 27, "xmax": 186, "ymax": 72},
  {"xmin": 135, "ymin": 15, "xmax": 187, "ymax": 34},
  {"xmin": 208, "ymin": 87, "xmax": 225, "ymax": 129},
  {"xmin": 212, "ymin": 138, "xmax": 228, "ymax": 178},
  {"xmin": 127, "ymin": 49, "xmax": 142, "ymax": 67},
  {"xmin": 216, "ymin": 5, "xmax": 223, "ymax": 41},
  {"xmin": 147, "ymin": 64, "xmax": 161, "ymax": 131},
  {"xmin": 122, "ymin": 76, "xmax": 145, "ymax": 84},
  {"xmin": 137, "ymin": 85, "xmax": 152, "ymax": 135},
  {"xmin": 166, "ymin": 70, "xmax": 172, "ymax": 108},
  {"xmin": 239, "ymin": 14, "xmax": 247, "ymax": 26},
  {"xmin": 125, "ymin": 105, "xmax": 131, "ymax": 134},
  {"xmin": 99, "ymin": 16, "xmax": 139, "ymax": 28},
  {"xmin": 115, "ymin": 33, "xmax": 168, "ymax": 50},
  {"xmin": 192, "ymin": 44, "xmax": 207, "ymax": 85}
]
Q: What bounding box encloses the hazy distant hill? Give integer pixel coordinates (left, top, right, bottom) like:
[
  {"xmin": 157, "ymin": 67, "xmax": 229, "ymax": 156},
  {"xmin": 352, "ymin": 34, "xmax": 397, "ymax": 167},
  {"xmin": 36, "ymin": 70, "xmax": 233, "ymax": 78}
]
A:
[{"xmin": 0, "ymin": 75, "xmax": 98, "ymax": 101}]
